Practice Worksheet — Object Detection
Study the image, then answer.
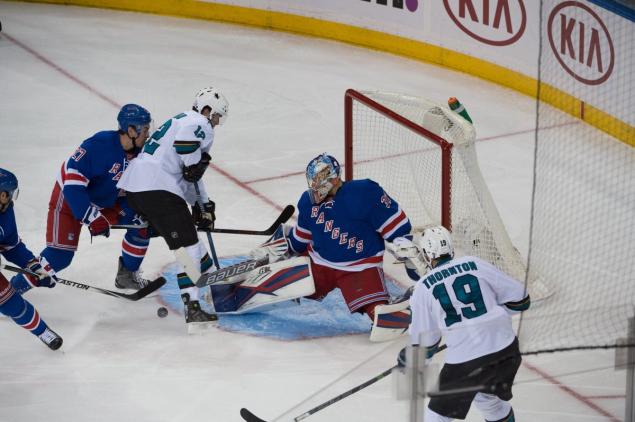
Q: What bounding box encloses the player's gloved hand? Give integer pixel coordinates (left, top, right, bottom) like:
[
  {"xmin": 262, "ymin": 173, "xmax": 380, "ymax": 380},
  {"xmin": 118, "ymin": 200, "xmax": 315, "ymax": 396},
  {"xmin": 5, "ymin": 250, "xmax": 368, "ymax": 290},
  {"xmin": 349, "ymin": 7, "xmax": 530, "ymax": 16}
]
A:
[
  {"xmin": 183, "ymin": 152, "xmax": 211, "ymax": 183},
  {"xmin": 25, "ymin": 257, "xmax": 57, "ymax": 289},
  {"xmin": 88, "ymin": 214, "xmax": 111, "ymax": 237},
  {"xmin": 130, "ymin": 213, "xmax": 156, "ymax": 238},
  {"xmin": 83, "ymin": 206, "xmax": 111, "ymax": 238},
  {"xmin": 192, "ymin": 199, "xmax": 216, "ymax": 230}
]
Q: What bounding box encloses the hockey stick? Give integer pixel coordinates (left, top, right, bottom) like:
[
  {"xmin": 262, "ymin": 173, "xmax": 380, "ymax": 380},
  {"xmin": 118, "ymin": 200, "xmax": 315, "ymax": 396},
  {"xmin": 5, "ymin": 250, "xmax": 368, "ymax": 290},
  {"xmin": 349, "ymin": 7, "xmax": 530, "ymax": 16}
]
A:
[
  {"xmin": 1, "ymin": 264, "xmax": 166, "ymax": 301},
  {"xmin": 239, "ymin": 367, "xmax": 394, "ymax": 422},
  {"xmin": 112, "ymin": 204, "xmax": 295, "ymax": 236},
  {"xmin": 194, "ymin": 182, "xmax": 220, "ymax": 270},
  {"xmin": 240, "ymin": 344, "xmax": 448, "ymax": 422}
]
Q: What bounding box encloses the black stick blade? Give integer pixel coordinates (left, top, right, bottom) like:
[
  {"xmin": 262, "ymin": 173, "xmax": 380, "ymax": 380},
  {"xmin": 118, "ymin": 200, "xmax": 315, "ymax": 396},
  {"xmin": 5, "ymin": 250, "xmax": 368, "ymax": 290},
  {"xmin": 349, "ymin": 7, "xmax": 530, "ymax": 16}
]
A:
[
  {"xmin": 130, "ymin": 277, "xmax": 166, "ymax": 300},
  {"xmin": 240, "ymin": 408, "xmax": 268, "ymax": 422}
]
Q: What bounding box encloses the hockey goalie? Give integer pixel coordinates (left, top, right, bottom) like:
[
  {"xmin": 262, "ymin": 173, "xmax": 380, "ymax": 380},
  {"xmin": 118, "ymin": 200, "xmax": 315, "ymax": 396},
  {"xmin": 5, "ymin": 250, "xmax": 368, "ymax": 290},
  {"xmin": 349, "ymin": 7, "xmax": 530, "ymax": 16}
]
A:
[{"xmin": 200, "ymin": 153, "xmax": 417, "ymax": 342}]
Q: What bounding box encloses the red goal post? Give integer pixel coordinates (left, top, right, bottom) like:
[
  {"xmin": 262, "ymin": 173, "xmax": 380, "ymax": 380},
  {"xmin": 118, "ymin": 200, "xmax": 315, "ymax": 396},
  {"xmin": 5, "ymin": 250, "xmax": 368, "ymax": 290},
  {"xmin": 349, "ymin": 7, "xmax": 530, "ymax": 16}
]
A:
[
  {"xmin": 345, "ymin": 89, "xmax": 453, "ymax": 230},
  {"xmin": 344, "ymin": 89, "xmax": 550, "ymax": 299}
]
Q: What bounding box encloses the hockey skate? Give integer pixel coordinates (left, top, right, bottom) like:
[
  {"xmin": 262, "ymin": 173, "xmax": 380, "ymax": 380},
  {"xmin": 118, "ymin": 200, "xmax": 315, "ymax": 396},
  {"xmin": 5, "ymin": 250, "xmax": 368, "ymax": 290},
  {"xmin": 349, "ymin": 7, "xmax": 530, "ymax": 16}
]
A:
[
  {"xmin": 182, "ymin": 293, "xmax": 217, "ymax": 333},
  {"xmin": 38, "ymin": 327, "xmax": 63, "ymax": 351},
  {"xmin": 115, "ymin": 257, "xmax": 150, "ymax": 290}
]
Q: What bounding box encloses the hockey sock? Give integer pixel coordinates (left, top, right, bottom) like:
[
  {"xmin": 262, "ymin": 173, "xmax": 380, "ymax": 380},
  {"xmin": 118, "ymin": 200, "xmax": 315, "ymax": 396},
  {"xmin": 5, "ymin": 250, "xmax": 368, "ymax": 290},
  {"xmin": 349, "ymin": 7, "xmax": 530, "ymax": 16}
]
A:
[
  {"xmin": 200, "ymin": 252, "xmax": 214, "ymax": 273},
  {"xmin": 0, "ymin": 291, "xmax": 48, "ymax": 336},
  {"xmin": 487, "ymin": 409, "xmax": 515, "ymax": 422},
  {"xmin": 424, "ymin": 407, "xmax": 453, "ymax": 422},
  {"xmin": 120, "ymin": 230, "xmax": 149, "ymax": 272}
]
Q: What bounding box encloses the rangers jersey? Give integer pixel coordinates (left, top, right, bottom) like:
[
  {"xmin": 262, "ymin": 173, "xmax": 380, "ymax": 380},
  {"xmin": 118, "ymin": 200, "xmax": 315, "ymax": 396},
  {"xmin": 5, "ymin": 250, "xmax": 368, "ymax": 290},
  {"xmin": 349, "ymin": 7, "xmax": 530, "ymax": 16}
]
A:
[
  {"xmin": 288, "ymin": 179, "xmax": 411, "ymax": 271},
  {"xmin": 117, "ymin": 111, "xmax": 213, "ymax": 204},
  {"xmin": 0, "ymin": 203, "xmax": 35, "ymax": 267},
  {"xmin": 409, "ymin": 255, "xmax": 530, "ymax": 364},
  {"xmin": 57, "ymin": 130, "xmax": 131, "ymax": 222}
]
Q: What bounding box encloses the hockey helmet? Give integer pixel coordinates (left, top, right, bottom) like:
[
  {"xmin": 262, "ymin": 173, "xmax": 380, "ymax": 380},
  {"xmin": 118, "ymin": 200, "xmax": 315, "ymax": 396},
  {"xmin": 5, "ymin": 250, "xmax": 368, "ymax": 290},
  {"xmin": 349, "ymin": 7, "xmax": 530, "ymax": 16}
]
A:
[
  {"xmin": 418, "ymin": 226, "xmax": 454, "ymax": 268},
  {"xmin": 117, "ymin": 104, "xmax": 152, "ymax": 135},
  {"xmin": 305, "ymin": 153, "xmax": 341, "ymax": 204},
  {"xmin": 193, "ymin": 87, "xmax": 229, "ymax": 126},
  {"xmin": 0, "ymin": 168, "xmax": 19, "ymax": 212}
]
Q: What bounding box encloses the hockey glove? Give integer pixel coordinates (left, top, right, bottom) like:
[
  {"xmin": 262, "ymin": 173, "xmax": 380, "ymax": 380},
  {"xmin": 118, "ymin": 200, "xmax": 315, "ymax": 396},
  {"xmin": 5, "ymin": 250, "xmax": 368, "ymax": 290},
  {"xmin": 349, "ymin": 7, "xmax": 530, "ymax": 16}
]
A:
[
  {"xmin": 25, "ymin": 256, "xmax": 57, "ymax": 289},
  {"xmin": 82, "ymin": 205, "xmax": 111, "ymax": 238},
  {"xmin": 192, "ymin": 200, "xmax": 216, "ymax": 230},
  {"xmin": 88, "ymin": 214, "xmax": 111, "ymax": 237},
  {"xmin": 389, "ymin": 236, "xmax": 420, "ymax": 260},
  {"xmin": 182, "ymin": 152, "xmax": 211, "ymax": 183}
]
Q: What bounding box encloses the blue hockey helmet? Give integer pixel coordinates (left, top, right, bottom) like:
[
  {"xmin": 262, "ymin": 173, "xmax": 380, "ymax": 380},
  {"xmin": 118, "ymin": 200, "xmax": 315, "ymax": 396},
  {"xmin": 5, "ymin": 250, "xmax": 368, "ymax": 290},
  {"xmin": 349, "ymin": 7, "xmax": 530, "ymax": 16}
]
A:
[
  {"xmin": 117, "ymin": 104, "xmax": 152, "ymax": 135},
  {"xmin": 305, "ymin": 153, "xmax": 341, "ymax": 204},
  {"xmin": 0, "ymin": 168, "xmax": 19, "ymax": 212}
]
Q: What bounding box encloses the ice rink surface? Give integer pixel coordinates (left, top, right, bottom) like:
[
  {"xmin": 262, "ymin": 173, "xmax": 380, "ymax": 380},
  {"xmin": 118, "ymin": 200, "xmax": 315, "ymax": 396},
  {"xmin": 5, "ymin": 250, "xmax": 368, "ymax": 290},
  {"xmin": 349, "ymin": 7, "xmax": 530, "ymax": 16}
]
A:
[{"xmin": 0, "ymin": 2, "xmax": 627, "ymax": 421}]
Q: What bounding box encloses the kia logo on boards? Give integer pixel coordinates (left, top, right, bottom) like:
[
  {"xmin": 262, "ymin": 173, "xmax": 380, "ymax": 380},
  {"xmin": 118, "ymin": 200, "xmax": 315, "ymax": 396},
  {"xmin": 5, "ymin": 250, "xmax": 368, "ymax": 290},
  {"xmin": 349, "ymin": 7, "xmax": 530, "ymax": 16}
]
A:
[
  {"xmin": 547, "ymin": 1, "xmax": 614, "ymax": 85},
  {"xmin": 443, "ymin": 0, "xmax": 527, "ymax": 46}
]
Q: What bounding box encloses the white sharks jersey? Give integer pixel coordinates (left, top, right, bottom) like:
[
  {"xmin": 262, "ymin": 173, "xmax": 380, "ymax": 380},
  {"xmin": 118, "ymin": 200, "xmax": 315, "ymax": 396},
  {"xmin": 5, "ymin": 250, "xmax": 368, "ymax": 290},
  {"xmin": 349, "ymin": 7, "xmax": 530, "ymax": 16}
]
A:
[
  {"xmin": 118, "ymin": 111, "xmax": 214, "ymax": 204},
  {"xmin": 409, "ymin": 255, "xmax": 529, "ymax": 364}
]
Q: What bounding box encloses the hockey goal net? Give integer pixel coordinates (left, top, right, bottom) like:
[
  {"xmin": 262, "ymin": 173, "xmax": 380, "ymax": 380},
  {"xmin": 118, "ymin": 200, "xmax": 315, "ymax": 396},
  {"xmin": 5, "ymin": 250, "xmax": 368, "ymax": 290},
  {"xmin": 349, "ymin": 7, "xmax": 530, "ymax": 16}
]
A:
[{"xmin": 344, "ymin": 89, "xmax": 549, "ymax": 299}]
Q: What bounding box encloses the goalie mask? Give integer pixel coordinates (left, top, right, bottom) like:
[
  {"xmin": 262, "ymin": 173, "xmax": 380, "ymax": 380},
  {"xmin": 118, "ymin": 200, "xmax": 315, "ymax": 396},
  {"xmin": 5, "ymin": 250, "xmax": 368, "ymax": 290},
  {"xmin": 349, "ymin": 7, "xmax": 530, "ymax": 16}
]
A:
[
  {"xmin": 418, "ymin": 226, "xmax": 454, "ymax": 268},
  {"xmin": 193, "ymin": 87, "xmax": 229, "ymax": 127},
  {"xmin": 0, "ymin": 168, "xmax": 19, "ymax": 213},
  {"xmin": 305, "ymin": 153, "xmax": 341, "ymax": 204}
]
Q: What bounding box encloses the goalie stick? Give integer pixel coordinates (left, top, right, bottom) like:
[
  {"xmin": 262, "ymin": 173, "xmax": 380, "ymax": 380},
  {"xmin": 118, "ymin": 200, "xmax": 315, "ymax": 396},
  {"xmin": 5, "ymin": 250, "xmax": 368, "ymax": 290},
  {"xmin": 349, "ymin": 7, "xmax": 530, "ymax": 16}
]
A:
[
  {"xmin": 1, "ymin": 264, "xmax": 166, "ymax": 301},
  {"xmin": 240, "ymin": 344, "xmax": 448, "ymax": 422},
  {"xmin": 112, "ymin": 204, "xmax": 295, "ymax": 236}
]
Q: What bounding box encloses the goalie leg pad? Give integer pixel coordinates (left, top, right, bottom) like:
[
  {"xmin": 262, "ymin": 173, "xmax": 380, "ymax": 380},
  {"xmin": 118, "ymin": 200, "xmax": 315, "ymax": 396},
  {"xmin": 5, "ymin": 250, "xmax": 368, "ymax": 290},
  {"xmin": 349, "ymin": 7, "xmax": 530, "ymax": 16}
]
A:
[
  {"xmin": 369, "ymin": 299, "xmax": 411, "ymax": 342},
  {"xmin": 210, "ymin": 257, "xmax": 315, "ymax": 314}
]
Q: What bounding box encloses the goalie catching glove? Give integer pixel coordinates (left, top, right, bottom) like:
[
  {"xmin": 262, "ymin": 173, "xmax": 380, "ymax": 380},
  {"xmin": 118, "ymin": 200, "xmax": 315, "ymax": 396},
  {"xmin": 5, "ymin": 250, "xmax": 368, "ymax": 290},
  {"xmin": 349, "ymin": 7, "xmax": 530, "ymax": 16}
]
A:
[
  {"xmin": 192, "ymin": 200, "xmax": 216, "ymax": 230},
  {"xmin": 183, "ymin": 152, "xmax": 211, "ymax": 183},
  {"xmin": 389, "ymin": 235, "xmax": 420, "ymax": 260},
  {"xmin": 387, "ymin": 235, "xmax": 429, "ymax": 280}
]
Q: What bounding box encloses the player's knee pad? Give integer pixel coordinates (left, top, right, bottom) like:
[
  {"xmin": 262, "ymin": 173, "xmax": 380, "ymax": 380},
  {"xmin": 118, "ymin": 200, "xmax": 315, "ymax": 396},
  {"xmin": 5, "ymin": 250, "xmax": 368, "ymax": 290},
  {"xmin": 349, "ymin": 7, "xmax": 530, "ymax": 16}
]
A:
[
  {"xmin": 473, "ymin": 392, "xmax": 512, "ymax": 421},
  {"xmin": 41, "ymin": 247, "xmax": 74, "ymax": 272}
]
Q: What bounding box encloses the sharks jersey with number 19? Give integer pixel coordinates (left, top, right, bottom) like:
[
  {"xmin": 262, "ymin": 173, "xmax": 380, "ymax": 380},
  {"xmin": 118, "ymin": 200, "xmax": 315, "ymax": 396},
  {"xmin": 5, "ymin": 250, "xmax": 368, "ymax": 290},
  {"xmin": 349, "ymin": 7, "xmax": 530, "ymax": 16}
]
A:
[
  {"xmin": 288, "ymin": 179, "xmax": 411, "ymax": 271},
  {"xmin": 118, "ymin": 111, "xmax": 213, "ymax": 205},
  {"xmin": 409, "ymin": 255, "xmax": 530, "ymax": 364}
]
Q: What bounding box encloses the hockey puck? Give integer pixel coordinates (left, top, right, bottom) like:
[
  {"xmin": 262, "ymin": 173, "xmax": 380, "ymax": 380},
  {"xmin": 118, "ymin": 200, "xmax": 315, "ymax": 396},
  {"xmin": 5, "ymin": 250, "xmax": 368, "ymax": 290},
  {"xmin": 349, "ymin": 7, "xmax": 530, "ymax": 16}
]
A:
[{"xmin": 157, "ymin": 307, "xmax": 168, "ymax": 318}]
